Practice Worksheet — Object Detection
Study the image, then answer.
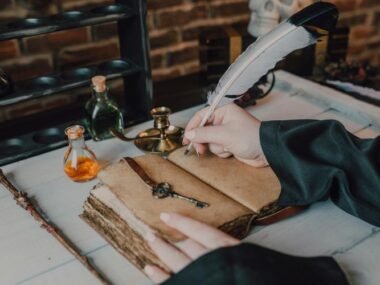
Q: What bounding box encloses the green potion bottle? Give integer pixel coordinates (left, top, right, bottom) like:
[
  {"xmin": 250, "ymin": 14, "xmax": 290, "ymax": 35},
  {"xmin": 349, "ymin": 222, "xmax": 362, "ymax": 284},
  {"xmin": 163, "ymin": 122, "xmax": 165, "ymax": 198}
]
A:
[{"xmin": 85, "ymin": 76, "xmax": 124, "ymax": 141}]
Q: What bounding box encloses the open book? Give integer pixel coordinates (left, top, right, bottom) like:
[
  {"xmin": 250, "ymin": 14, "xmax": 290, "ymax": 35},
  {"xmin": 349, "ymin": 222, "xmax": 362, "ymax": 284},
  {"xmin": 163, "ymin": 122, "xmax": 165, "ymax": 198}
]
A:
[{"xmin": 82, "ymin": 147, "xmax": 302, "ymax": 271}]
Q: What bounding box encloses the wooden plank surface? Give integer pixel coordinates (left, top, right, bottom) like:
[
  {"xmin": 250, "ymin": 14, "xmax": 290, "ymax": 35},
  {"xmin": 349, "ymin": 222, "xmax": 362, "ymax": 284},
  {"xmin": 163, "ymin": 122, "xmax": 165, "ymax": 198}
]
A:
[
  {"xmin": 0, "ymin": 107, "xmax": 201, "ymax": 285},
  {"xmin": 0, "ymin": 71, "xmax": 379, "ymax": 285}
]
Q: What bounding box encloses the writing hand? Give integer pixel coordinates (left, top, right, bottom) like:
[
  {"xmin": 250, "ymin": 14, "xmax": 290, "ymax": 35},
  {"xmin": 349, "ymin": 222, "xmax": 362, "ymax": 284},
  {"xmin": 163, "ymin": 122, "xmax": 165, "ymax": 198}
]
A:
[{"xmin": 183, "ymin": 104, "xmax": 268, "ymax": 167}]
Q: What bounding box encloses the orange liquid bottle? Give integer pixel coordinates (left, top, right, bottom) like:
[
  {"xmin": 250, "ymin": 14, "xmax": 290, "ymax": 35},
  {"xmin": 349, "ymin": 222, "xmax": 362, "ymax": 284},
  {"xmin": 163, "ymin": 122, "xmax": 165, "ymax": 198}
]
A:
[{"xmin": 64, "ymin": 125, "xmax": 100, "ymax": 182}]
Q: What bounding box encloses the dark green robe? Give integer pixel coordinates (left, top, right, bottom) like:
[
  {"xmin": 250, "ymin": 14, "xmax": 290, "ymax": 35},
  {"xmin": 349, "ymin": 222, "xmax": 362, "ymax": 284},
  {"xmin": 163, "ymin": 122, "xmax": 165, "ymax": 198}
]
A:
[
  {"xmin": 164, "ymin": 120, "xmax": 380, "ymax": 285},
  {"xmin": 261, "ymin": 120, "xmax": 380, "ymax": 226}
]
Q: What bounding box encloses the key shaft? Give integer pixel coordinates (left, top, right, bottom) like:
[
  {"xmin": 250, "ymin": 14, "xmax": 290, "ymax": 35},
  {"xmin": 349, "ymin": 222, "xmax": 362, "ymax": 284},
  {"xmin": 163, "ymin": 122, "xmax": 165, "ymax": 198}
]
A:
[{"xmin": 171, "ymin": 192, "xmax": 209, "ymax": 208}]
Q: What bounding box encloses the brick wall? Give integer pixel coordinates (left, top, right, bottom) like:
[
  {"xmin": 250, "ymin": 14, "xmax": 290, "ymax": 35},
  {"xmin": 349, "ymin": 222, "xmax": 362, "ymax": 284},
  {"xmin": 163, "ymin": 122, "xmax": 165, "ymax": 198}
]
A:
[
  {"xmin": 0, "ymin": 0, "xmax": 379, "ymax": 120},
  {"xmin": 0, "ymin": 0, "xmax": 379, "ymax": 81}
]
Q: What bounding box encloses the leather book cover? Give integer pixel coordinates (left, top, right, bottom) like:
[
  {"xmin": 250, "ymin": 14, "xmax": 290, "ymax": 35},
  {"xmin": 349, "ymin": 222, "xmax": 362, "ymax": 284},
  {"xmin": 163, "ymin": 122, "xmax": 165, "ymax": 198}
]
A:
[{"xmin": 82, "ymin": 148, "xmax": 299, "ymax": 271}]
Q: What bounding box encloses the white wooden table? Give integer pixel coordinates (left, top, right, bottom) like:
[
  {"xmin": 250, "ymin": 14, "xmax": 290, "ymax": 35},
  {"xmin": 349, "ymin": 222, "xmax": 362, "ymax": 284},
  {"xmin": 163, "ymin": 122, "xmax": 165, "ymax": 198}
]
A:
[{"xmin": 1, "ymin": 71, "xmax": 379, "ymax": 285}]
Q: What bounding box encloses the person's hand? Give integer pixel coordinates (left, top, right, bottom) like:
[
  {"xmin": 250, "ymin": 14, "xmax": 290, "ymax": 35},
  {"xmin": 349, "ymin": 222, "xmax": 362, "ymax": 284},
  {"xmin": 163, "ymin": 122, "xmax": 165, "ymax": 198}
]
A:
[
  {"xmin": 183, "ymin": 104, "xmax": 268, "ymax": 167},
  {"xmin": 144, "ymin": 212, "xmax": 240, "ymax": 284}
]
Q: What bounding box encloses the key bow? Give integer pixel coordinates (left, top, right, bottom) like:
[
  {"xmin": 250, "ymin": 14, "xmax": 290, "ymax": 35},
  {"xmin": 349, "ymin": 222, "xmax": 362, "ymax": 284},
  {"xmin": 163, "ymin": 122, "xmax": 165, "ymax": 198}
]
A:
[{"xmin": 152, "ymin": 182, "xmax": 172, "ymax": 199}]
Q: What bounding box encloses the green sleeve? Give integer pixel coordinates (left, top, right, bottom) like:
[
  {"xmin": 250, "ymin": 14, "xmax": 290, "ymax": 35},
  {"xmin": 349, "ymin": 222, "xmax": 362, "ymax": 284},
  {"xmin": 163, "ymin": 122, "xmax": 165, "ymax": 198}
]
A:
[
  {"xmin": 260, "ymin": 120, "xmax": 380, "ymax": 226},
  {"xmin": 163, "ymin": 243, "xmax": 349, "ymax": 285}
]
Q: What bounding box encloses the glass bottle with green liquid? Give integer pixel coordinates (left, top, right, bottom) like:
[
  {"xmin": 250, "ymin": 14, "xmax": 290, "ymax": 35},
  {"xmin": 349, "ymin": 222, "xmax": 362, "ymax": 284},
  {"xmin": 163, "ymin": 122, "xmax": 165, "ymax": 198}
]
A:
[{"xmin": 85, "ymin": 76, "xmax": 124, "ymax": 141}]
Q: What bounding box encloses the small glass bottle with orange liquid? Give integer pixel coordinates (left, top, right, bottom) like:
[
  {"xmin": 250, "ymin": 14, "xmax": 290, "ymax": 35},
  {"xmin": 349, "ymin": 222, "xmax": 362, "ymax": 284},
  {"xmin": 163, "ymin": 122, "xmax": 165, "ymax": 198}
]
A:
[{"xmin": 64, "ymin": 125, "xmax": 100, "ymax": 182}]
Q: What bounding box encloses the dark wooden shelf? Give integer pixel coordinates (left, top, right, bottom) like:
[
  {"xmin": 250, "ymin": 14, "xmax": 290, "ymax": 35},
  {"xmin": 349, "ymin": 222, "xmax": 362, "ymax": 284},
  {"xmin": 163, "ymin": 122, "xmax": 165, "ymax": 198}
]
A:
[
  {"xmin": 0, "ymin": 0, "xmax": 153, "ymax": 165},
  {"xmin": 0, "ymin": 58, "xmax": 141, "ymax": 107},
  {"xmin": 0, "ymin": 107, "xmax": 147, "ymax": 166},
  {"xmin": 0, "ymin": 4, "xmax": 135, "ymax": 41}
]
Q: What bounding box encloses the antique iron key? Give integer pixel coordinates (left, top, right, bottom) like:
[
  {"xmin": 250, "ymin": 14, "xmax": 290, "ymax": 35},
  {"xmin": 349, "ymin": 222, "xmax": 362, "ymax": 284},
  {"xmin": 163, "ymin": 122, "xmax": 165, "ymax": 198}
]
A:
[
  {"xmin": 152, "ymin": 182, "xmax": 209, "ymax": 208},
  {"xmin": 124, "ymin": 157, "xmax": 209, "ymax": 209}
]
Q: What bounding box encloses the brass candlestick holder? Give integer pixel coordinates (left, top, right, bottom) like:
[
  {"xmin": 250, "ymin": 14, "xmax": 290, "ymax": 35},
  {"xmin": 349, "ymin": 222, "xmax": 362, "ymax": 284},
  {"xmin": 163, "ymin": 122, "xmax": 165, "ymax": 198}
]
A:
[{"xmin": 112, "ymin": 107, "xmax": 184, "ymax": 155}]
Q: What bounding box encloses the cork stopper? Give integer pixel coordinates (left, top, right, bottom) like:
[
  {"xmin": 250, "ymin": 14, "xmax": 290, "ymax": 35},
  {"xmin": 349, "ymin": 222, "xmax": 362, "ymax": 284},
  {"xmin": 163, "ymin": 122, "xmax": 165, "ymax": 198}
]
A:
[
  {"xmin": 65, "ymin": 125, "xmax": 85, "ymax": 140},
  {"xmin": 92, "ymin": 75, "xmax": 107, "ymax": 92}
]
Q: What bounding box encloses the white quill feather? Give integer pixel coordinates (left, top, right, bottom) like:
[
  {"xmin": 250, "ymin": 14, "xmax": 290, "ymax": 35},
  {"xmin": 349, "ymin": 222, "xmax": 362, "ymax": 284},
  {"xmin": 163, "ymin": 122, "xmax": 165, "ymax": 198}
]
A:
[
  {"xmin": 184, "ymin": 2, "xmax": 339, "ymax": 155},
  {"xmin": 207, "ymin": 23, "xmax": 316, "ymax": 107},
  {"xmin": 193, "ymin": 22, "xmax": 317, "ymax": 135}
]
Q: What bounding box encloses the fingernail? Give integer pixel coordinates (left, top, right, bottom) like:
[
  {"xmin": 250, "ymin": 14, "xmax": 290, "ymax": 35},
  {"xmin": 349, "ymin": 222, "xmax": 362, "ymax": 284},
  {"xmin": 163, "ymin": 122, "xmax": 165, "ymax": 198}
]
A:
[
  {"xmin": 145, "ymin": 231, "xmax": 156, "ymax": 242},
  {"xmin": 144, "ymin": 265, "xmax": 154, "ymax": 276},
  {"xmin": 160, "ymin": 212, "xmax": 170, "ymax": 223},
  {"xmin": 185, "ymin": 130, "xmax": 195, "ymax": 140}
]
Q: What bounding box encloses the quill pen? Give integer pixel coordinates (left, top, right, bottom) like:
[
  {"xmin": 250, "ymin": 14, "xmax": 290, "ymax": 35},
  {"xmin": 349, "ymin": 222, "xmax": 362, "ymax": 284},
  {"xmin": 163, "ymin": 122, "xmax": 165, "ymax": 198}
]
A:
[{"xmin": 185, "ymin": 2, "xmax": 338, "ymax": 155}]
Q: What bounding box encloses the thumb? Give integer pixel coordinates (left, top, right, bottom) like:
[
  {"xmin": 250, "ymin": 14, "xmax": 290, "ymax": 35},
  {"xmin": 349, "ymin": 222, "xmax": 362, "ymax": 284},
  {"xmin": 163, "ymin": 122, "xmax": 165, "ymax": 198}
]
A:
[{"xmin": 185, "ymin": 125, "xmax": 229, "ymax": 145}]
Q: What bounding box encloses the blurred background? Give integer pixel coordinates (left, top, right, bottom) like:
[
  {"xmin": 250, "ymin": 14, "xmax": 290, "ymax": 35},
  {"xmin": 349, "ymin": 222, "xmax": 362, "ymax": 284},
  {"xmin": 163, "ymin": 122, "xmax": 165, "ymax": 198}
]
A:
[
  {"xmin": 0, "ymin": 0, "xmax": 379, "ymax": 165},
  {"xmin": 0, "ymin": 0, "xmax": 379, "ymax": 122}
]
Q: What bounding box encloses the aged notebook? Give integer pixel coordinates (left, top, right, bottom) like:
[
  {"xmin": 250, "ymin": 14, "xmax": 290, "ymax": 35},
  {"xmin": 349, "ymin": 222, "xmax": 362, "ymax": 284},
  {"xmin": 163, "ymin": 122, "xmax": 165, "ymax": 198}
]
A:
[{"xmin": 82, "ymin": 147, "xmax": 302, "ymax": 271}]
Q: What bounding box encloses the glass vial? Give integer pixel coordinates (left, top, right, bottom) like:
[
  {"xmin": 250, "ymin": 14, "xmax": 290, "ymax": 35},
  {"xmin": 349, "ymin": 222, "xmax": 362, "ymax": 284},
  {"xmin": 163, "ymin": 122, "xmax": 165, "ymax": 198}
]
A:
[
  {"xmin": 84, "ymin": 75, "xmax": 124, "ymax": 141},
  {"xmin": 64, "ymin": 125, "xmax": 100, "ymax": 182}
]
